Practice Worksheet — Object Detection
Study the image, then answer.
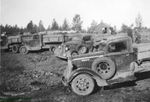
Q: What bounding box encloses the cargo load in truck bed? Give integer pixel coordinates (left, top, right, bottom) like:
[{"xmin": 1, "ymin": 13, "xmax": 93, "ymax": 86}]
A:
[{"xmin": 133, "ymin": 43, "xmax": 150, "ymax": 60}]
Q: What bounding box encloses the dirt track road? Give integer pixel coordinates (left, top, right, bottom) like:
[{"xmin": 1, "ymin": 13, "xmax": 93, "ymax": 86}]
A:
[{"xmin": 0, "ymin": 52, "xmax": 150, "ymax": 102}]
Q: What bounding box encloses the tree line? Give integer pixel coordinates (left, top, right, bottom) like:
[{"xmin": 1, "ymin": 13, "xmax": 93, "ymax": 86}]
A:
[
  {"xmin": 1, "ymin": 13, "xmax": 150, "ymax": 37},
  {"xmin": 1, "ymin": 14, "xmax": 83, "ymax": 36}
]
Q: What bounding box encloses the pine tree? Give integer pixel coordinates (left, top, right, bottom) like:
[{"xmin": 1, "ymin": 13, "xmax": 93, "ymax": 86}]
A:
[
  {"xmin": 62, "ymin": 19, "xmax": 70, "ymax": 30},
  {"xmin": 38, "ymin": 20, "xmax": 45, "ymax": 32},
  {"xmin": 27, "ymin": 20, "xmax": 34, "ymax": 33},
  {"xmin": 72, "ymin": 14, "xmax": 83, "ymax": 32},
  {"xmin": 88, "ymin": 20, "xmax": 98, "ymax": 33},
  {"xmin": 51, "ymin": 19, "xmax": 59, "ymax": 30}
]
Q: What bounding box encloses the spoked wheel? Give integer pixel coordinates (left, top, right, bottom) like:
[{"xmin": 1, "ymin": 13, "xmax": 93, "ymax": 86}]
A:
[
  {"xmin": 19, "ymin": 46, "xmax": 28, "ymax": 54},
  {"xmin": 11, "ymin": 45, "xmax": 19, "ymax": 53},
  {"xmin": 71, "ymin": 51, "xmax": 78, "ymax": 57},
  {"xmin": 92, "ymin": 57, "xmax": 116, "ymax": 80},
  {"xmin": 71, "ymin": 74, "xmax": 95, "ymax": 96},
  {"xmin": 50, "ymin": 46, "xmax": 56, "ymax": 54},
  {"xmin": 78, "ymin": 46, "xmax": 88, "ymax": 54}
]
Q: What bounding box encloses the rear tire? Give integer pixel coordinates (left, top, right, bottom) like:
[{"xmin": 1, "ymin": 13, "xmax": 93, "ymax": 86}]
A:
[
  {"xmin": 11, "ymin": 45, "xmax": 19, "ymax": 53},
  {"xmin": 19, "ymin": 46, "xmax": 28, "ymax": 54},
  {"xmin": 71, "ymin": 74, "xmax": 94, "ymax": 96}
]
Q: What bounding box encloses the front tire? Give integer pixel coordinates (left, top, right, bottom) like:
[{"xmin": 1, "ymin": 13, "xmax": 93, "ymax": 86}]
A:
[
  {"xmin": 78, "ymin": 46, "xmax": 88, "ymax": 54},
  {"xmin": 71, "ymin": 74, "xmax": 95, "ymax": 96},
  {"xmin": 19, "ymin": 46, "xmax": 28, "ymax": 54},
  {"xmin": 49, "ymin": 46, "xmax": 56, "ymax": 54}
]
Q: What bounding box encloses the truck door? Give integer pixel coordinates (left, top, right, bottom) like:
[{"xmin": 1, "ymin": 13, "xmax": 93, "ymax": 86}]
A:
[
  {"xmin": 22, "ymin": 34, "xmax": 42, "ymax": 50},
  {"xmin": 31, "ymin": 34, "xmax": 42, "ymax": 50},
  {"xmin": 106, "ymin": 39, "xmax": 135, "ymax": 72}
]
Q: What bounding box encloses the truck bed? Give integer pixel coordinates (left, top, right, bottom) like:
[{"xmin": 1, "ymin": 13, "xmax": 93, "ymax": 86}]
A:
[
  {"xmin": 42, "ymin": 34, "xmax": 64, "ymax": 43},
  {"xmin": 133, "ymin": 43, "xmax": 150, "ymax": 60}
]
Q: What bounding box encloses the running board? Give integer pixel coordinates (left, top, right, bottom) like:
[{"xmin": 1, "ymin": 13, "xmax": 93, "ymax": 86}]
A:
[
  {"xmin": 107, "ymin": 71, "xmax": 136, "ymax": 85},
  {"xmin": 134, "ymin": 66, "xmax": 150, "ymax": 73}
]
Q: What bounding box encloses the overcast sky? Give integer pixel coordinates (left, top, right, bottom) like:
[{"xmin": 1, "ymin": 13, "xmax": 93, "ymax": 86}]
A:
[{"xmin": 1, "ymin": 0, "xmax": 150, "ymax": 30}]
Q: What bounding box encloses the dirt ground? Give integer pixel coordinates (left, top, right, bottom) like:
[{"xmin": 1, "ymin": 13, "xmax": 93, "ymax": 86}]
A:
[{"xmin": 0, "ymin": 51, "xmax": 150, "ymax": 102}]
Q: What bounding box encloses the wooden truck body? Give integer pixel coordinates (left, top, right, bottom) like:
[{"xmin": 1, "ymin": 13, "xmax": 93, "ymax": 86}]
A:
[{"xmin": 1, "ymin": 33, "xmax": 69, "ymax": 54}]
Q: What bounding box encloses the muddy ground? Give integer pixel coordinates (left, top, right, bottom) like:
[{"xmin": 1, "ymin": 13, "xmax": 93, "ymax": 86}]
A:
[{"xmin": 0, "ymin": 51, "xmax": 150, "ymax": 102}]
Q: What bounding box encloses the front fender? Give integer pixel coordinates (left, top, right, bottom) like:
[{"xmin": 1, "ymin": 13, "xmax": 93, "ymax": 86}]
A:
[
  {"xmin": 137, "ymin": 57, "xmax": 150, "ymax": 65},
  {"xmin": 68, "ymin": 68, "xmax": 108, "ymax": 87}
]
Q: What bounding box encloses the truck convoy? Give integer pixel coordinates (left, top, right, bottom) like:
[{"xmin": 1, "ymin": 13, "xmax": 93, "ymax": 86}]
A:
[
  {"xmin": 1, "ymin": 27, "xmax": 114, "ymax": 55},
  {"xmin": 62, "ymin": 34, "xmax": 150, "ymax": 96},
  {"xmin": 1, "ymin": 32, "xmax": 69, "ymax": 54}
]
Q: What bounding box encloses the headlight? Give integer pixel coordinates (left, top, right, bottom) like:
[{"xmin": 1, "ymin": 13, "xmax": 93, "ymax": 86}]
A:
[
  {"xmin": 58, "ymin": 46, "xmax": 61, "ymax": 49},
  {"xmin": 65, "ymin": 47, "xmax": 69, "ymax": 51}
]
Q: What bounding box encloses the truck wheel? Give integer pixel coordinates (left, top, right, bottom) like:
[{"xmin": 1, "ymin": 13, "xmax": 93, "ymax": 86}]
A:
[
  {"xmin": 11, "ymin": 45, "xmax": 19, "ymax": 53},
  {"xmin": 50, "ymin": 46, "xmax": 56, "ymax": 54},
  {"xmin": 92, "ymin": 57, "xmax": 116, "ymax": 80},
  {"xmin": 71, "ymin": 74, "xmax": 95, "ymax": 96},
  {"xmin": 71, "ymin": 51, "xmax": 78, "ymax": 57},
  {"xmin": 19, "ymin": 46, "xmax": 28, "ymax": 54},
  {"xmin": 78, "ymin": 46, "xmax": 88, "ymax": 54}
]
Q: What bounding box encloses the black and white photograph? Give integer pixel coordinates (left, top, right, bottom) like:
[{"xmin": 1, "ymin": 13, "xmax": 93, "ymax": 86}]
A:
[{"xmin": 0, "ymin": 0, "xmax": 150, "ymax": 102}]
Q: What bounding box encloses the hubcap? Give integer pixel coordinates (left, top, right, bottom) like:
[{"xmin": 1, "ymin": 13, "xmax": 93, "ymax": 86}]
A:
[
  {"xmin": 80, "ymin": 47, "xmax": 86, "ymax": 54},
  {"xmin": 97, "ymin": 62, "xmax": 110, "ymax": 74},
  {"xmin": 52, "ymin": 47, "xmax": 55, "ymax": 52},
  {"xmin": 13, "ymin": 46, "xmax": 17, "ymax": 51},
  {"xmin": 76, "ymin": 78, "xmax": 90, "ymax": 91},
  {"xmin": 12, "ymin": 46, "xmax": 18, "ymax": 52},
  {"xmin": 21, "ymin": 47, "xmax": 26, "ymax": 53}
]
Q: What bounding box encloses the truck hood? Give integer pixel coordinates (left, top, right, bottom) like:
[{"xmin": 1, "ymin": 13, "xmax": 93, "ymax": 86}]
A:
[
  {"xmin": 54, "ymin": 44, "xmax": 67, "ymax": 59},
  {"xmin": 72, "ymin": 51, "xmax": 105, "ymax": 61}
]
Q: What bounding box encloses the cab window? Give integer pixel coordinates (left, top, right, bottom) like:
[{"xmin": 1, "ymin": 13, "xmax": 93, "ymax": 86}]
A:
[
  {"xmin": 83, "ymin": 35, "xmax": 91, "ymax": 41},
  {"xmin": 22, "ymin": 36, "xmax": 33, "ymax": 41},
  {"xmin": 33, "ymin": 35, "xmax": 39, "ymax": 39},
  {"xmin": 108, "ymin": 41, "xmax": 127, "ymax": 52}
]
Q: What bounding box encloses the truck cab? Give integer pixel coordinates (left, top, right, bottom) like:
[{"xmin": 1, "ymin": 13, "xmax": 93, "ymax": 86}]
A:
[
  {"xmin": 19, "ymin": 34, "xmax": 42, "ymax": 54},
  {"xmin": 62, "ymin": 34, "xmax": 150, "ymax": 96}
]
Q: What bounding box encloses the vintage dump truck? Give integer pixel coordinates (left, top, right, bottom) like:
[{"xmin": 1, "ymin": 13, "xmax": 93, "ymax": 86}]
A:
[
  {"xmin": 54, "ymin": 34, "xmax": 93, "ymax": 58},
  {"xmin": 1, "ymin": 35, "xmax": 22, "ymax": 53},
  {"xmin": 58, "ymin": 34, "xmax": 94, "ymax": 56},
  {"xmin": 1, "ymin": 32, "xmax": 69, "ymax": 54},
  {"xmin": 62, "ymin": 34, "xmax": 150, "ymax": 96}
]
